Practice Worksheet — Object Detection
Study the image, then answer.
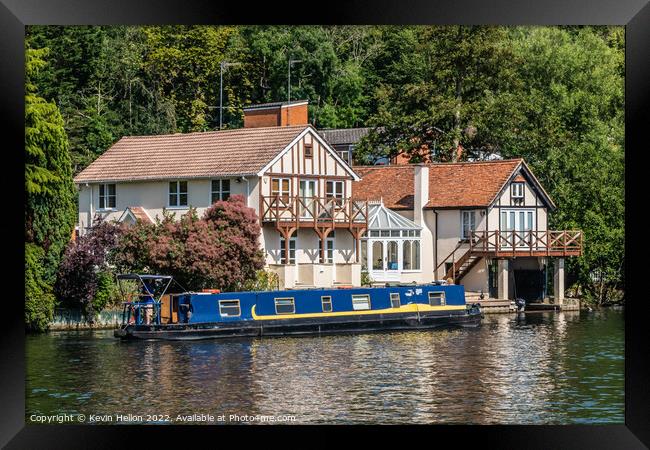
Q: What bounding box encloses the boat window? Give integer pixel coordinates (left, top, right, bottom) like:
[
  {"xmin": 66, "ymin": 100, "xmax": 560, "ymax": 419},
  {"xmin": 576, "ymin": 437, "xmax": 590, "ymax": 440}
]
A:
[
  {"xmin": 429, "ymin": 291, "xmax": 446, "ymax": 306},
  {"xmin": 390, "ymin": 293, "xmax": 400, "ymax": 308},
  {"xmin": 219, "ymin": 299, "xmax": 241, "ymax": 317},
  {"xmin": 321, "ymin": 296, "xmax": 332, "ymax": 312},
  {"xmin": 275, "ymin": 297, "xmax": 295, "ymax": 314},
  {"xmin": 352, "ymin": 294, "xmax": 371, "ymax": 311}
]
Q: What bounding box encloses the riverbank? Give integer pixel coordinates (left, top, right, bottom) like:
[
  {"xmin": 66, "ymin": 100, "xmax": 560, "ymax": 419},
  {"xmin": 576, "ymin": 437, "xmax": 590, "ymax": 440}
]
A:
[{"xmin": 49, "ymin": 308, "xmax": 122, "ymax": 331}]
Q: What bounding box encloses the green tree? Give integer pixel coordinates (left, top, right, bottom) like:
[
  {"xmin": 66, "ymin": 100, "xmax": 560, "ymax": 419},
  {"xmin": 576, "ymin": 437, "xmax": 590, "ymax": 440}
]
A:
[{"xmin": 25, "ymin": 46, "xmax": 77, "ymax": 330}]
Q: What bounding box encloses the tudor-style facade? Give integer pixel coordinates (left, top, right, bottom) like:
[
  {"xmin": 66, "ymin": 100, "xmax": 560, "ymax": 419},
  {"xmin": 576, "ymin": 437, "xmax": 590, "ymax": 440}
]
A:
[
  {"xmin": 74, "ymin": 101, "xmax": 368, "ymax": 290},
  {"xmin": 352, "ymin": 160, "xmax": 582, "ymax": 304}
]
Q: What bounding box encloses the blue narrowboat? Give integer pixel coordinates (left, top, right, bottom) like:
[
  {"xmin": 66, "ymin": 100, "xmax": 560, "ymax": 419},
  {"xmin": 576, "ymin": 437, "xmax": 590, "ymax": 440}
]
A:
[{"xmin": 113, "ymin": 274, "xmax": 482, "ymax": 340}]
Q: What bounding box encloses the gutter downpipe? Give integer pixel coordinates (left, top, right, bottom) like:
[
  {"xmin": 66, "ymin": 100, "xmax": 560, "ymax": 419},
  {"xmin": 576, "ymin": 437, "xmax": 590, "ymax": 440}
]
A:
[{"xmin": 242, "ymin": 176, "xmax": 251, "ymax": 207}]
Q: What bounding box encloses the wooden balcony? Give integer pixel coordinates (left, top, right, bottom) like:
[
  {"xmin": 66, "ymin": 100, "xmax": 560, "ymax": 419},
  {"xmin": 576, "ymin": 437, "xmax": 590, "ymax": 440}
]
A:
[
  {"xmin": 469, "ymin": 230, "xmax": 583, "ymax": 257},
  {"xmin": 261, "ymin": 195, "xmax": 368, "ymax": 230}
]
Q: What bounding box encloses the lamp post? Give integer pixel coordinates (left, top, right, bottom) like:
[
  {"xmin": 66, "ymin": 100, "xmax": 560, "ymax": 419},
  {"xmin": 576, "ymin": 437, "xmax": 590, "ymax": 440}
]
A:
[
  {"xmin": 220, "ymin": 61, "xmax": 241, "ymax": 130},
  {"xmin": 288, "ymin": 58, "xmax": 302, "ymax": 103}
]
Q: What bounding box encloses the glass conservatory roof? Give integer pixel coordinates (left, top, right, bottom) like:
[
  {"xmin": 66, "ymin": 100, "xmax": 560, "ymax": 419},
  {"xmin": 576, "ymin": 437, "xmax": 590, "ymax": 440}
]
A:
[{"xmin": 367, "ymin": 201, "xmax": 422, "ymax": 231}]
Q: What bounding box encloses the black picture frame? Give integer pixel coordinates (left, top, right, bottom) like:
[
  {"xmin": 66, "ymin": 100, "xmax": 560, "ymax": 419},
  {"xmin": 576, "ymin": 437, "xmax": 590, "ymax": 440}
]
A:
[{"xmin": 2, "ymin": 0, "xmax": 646, "ymax": 446}]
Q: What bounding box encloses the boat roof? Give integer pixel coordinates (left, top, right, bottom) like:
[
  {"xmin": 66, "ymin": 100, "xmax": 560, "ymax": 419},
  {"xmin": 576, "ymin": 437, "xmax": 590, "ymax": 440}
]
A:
[{"xmin": 117, "ymin": 274, "xmax": 174, "ymax": 281}]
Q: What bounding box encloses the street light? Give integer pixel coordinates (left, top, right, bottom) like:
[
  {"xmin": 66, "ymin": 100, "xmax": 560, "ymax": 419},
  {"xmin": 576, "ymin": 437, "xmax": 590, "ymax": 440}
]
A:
[
  {"xmin": 288, "ymin": 58, "xmax": 302, "ymax": 103},
  {"xmin": 220, "ymin": 61, "xmax": 241, "ymax": 130}
]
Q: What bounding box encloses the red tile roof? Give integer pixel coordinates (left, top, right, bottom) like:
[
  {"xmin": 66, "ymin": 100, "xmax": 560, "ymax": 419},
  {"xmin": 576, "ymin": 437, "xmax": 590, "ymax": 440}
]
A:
[
  {"xmin": 353, "ymin": 159, "xmax": 526, "ymax": 209},
  {"xmin": 74, "ymin": 125, "xmax": 309, "ymax": 183},
  {"xmin": 127, "ymin": 206, "xmax": 153, "ymax": 224}
]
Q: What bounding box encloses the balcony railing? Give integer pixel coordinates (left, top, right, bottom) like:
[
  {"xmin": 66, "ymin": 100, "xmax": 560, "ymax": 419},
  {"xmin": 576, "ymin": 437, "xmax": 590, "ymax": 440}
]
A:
[
  {"xmin": 469, "ymin": 230, "xmax": 583, "ymax": 256},
  {"xmin": 261, "ymin": 196, "xmax": 369, "ymax": 227}
]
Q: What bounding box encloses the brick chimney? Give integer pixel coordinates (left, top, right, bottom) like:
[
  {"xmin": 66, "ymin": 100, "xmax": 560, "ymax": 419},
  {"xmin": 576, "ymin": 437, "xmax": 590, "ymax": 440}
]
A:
[
  {"xmin": 243, "ymin": 100, "xmax": 308, "ymax": 128},
  {"xmin": 413, "ymin": 164, "xmax": 429, "ymax": 226}
]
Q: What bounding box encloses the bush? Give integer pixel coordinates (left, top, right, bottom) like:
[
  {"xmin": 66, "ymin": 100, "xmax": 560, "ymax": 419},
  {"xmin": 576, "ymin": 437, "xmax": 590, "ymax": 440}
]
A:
[
  {"xmin": 242, "ymin": 269, "xmax": 280, "ymax": 291},
  {"xmin": 113, "ymin": 195, "xmax": 265, "ymax": 292},
  {"xmin": 25, "ymin": 243, "xmax": 56, "ymax": 332},
  {"xmin": 361, "ymin": 270, "xmax": 373, "ymax": 287},
  {"xmin": 56, "ymin": 218, "xmax": 123, "ymax": 318}
]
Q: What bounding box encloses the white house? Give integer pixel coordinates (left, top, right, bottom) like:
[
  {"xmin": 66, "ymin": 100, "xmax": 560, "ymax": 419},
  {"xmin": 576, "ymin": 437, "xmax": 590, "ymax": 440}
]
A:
[{"xmin": 73, "ymin": 100, "xmax": 582, "ymax": 303}]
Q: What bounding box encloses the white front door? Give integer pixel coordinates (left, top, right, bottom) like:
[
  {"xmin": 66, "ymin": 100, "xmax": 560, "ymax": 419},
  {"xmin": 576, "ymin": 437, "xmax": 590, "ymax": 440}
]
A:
[
  {"xmin": 500, "ymin": 209, "xmax": 535, "ymax": 247},
  {"xmin": 369, "ymin": 239, "xmax": 401, "ymax": 282}
]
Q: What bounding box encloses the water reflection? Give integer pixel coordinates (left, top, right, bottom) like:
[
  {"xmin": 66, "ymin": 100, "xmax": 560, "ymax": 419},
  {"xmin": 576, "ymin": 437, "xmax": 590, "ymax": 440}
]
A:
[{"xmin": 26, "ymin": 310, "xmax": 624, "ymax": 424}]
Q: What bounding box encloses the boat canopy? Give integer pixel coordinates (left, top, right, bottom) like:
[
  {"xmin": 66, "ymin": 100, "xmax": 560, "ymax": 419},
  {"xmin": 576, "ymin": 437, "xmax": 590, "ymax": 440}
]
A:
[{"xmin": 117, "ymin": 274, "xmax": 174, "ymax": 281}]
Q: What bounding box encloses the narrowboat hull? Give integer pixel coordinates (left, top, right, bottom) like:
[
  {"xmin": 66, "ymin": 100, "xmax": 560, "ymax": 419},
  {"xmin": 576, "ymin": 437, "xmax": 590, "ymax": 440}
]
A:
[{"xmin": 114, "ymin": 306, "xmax": 482, "ymax": 341}]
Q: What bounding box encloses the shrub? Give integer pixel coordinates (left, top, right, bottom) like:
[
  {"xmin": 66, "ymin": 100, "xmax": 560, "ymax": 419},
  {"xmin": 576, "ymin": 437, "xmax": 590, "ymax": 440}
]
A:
[
  {"xmin": 113, "ymin": 195, "xmax": 265, "ymax": 292},
  {"xmin": 56, "ymin": 218, "xmax": 123, "ymax": 318},
  {"xmin": 25, "ymin": 243, "xmax": 56, "ymax": 332}
]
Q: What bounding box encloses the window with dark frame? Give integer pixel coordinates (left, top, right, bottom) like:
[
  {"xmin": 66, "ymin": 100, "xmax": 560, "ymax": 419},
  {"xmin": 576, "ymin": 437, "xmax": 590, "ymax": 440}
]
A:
[
  {"xmin": 304, "ymin": 143, "xmax": 313, "ymax": 158},
  {"xmin": 169, "ymin": 181, "xmax": 188, "ymax": 207},
  {"xmin": 99, "ymin": 183, "xmax": 116, "ymax": 209},
  {"xmin": 211, "ymin": 179, "xmax": 230, "ymax": 203}
]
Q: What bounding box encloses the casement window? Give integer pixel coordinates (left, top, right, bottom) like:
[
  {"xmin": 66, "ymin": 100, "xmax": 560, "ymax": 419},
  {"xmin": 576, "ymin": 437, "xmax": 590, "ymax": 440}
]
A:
[
  {"xmin": 279, "ymin": 236, "xmax": 297, "ymax": 264},
  {"xmin": 321, "ymin": 296, "xmax": 333, "ymax": 312},
  {"xmin": 461, "ymin": 211, "xmax": 477, "ymax": 240},
  {"xmin": 99, "ymin": 184, "xmax": 116, "ymax": 209},
  {"xmin": 318, "ymin": 230, "xmax": 335, "ymax": 263},
  {"xmin": 337, "ymin": 150, "xmax": 351, "ymax": 166},
  {"xmin": 211, "ymin": 179, "xmax": 230, "ymax": 203},
  {"xmin": 390, "ymin": 293, "xmax": 401, "ymax": 308},
  {"xmin": 169, "ymin": 181, "xmax": 188, "ymax": 207},
  {"xmin": 271, "ymin": 178, "xmax": 290, "ymax": 203},
  {"xmin": 429, "ymin": 291, "xmax": 446, "ymax": 306},
  {"xmin": 275, "ymin": 297, "xmax": 295, "ymax": 315},
  {"xmin": 351, "ymin": 294, "xmax": 371, "ymax": 311},
  {"xmin": 219, "ymin": 300, "xmax": 241, "ymax": 317},
  {"xmin": 402, "ymin": 241, "xmax": 421, "ymax": 271},
  {"xmin": 511, "ymin": 182, "xmax": 524, "ymax": 199},
  {"xmin": 304, "ymin": 143, "xmax": 313, "ymax": 158},
  {"xmin": 326, "ymin": 180, "xmax": 344, "ymax": 205}
]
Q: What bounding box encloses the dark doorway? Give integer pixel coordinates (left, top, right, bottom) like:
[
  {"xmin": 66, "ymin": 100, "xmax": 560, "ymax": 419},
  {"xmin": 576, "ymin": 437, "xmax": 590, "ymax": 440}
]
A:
[
  {"xmin": 488, "ymin": 260, "xmax": 498, "ymax": 298},
  {"xmin": 513, "ymin": 269, "xmax": 544, "ymax": 302}
]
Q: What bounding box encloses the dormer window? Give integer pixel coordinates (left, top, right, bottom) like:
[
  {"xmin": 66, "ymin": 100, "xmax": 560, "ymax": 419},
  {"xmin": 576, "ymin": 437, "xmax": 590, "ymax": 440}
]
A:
[
  {"xmin": 511, "ymin": 182, "xmax": 524, "ymax": 199},
  {"xmin": 99, "ymin": 184, "xmax": 116, "ymax": 209}
]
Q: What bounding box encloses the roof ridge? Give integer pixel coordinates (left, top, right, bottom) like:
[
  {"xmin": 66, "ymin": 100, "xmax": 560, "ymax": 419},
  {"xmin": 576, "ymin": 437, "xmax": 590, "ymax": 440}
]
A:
[{"xmin": 121, "ymin": 124, "xmax": 309, "ymax": 140}]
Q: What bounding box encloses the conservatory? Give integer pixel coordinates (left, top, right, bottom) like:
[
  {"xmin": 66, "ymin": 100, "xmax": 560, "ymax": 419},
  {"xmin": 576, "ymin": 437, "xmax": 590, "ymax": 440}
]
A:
[{"xmin": 361, "ymin": 201, "xmax": 422, "ymax": 282}]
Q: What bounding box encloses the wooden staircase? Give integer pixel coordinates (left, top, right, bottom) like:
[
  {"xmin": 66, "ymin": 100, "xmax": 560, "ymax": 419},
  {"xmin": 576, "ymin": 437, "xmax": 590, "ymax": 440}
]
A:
[{"xmin": 444, "ymin": 248, "xmax": 482, "ymax": 283}]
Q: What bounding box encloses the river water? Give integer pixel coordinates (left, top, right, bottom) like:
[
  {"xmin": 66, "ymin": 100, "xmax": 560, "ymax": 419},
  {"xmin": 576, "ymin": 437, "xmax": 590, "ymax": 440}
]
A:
[{"xmin": 26, "ymin": 309, "xmax": 624, "ymax": 425}]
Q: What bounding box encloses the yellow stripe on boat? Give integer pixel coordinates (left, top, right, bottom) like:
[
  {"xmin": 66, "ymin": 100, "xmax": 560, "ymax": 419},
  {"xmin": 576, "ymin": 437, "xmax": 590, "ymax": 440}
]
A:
[{"xmin": 250, "ymin": 303, "xmax": 467, "ymax": 321}]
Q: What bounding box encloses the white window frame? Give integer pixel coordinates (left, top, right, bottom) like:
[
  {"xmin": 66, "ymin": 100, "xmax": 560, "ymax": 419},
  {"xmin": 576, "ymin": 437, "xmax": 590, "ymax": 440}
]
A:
[
  {"xmin": 271, "ymin": 177, "xmax": 291, "ymax": 204},
  {"xmin": 321, "ymin": 296, "xmax": 332, "ymax": 312},
  {"xmin": 326, "ymin": 180, "xmax": 344, "ymax": 205},
  {"xmin": 211, "ymin": 179, "xmax": 231, "ymax": 204},
  {"xmin": 390, "ymin": 293, "xmax": 401, "ymax": 308},
  {"xmin": 511, "ymin": 182, "xmax": 524, "ymax": 199},
  {"xmin": 218, "ymin": 299, "xmax": 241, "ymax": 317},
  {"xmin": 168, "ymin": 181, "xmax": 188, "ymax": 208},
  {"xmin": 274, "ymin": 297, "xmax": 296, "ymax": 315},
  {"xmin": 98, "ymin": 183, "xmax": 117, "ymax": 210},
  {"xmin": 351, "ymin": 294, "xmax": 371, "ymax": 311},
  {"xmin": 461, "ymin": 210, "xmax": 477, "ymax": 240},
  {"xmin": 318, "ymin": 230, "xmax": 335, "ymax": 264},
  {"xmin": 279, "ymin": 236, "xmax": 297, "ymax": 265},
  {"xmin": 429, "ymin": 291, "xmax": 446, "ymax": 306}
]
